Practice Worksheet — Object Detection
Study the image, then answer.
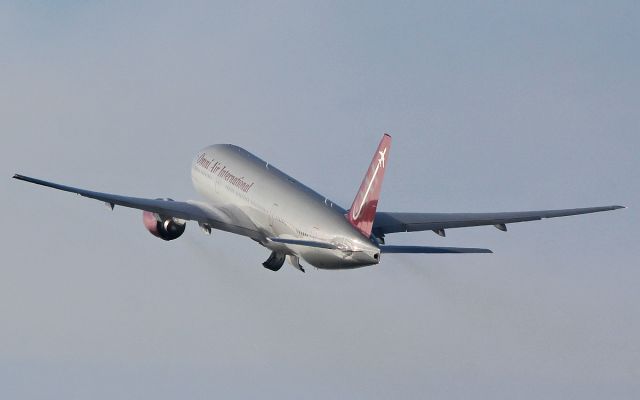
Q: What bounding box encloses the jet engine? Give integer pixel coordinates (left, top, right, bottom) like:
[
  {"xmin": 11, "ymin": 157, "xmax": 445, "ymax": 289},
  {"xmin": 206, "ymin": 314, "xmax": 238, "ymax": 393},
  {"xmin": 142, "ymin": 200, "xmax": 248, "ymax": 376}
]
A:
[{"xmin": 143, "ymin": 210, "xmax": 186, "ymax": 241}]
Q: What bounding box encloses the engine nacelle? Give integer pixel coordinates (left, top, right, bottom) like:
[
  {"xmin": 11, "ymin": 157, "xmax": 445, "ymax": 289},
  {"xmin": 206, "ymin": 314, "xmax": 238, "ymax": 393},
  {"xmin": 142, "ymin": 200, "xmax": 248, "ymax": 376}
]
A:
[{"xmin": 143, "ymin": 210, "xmax": 186, "ymax": 241}]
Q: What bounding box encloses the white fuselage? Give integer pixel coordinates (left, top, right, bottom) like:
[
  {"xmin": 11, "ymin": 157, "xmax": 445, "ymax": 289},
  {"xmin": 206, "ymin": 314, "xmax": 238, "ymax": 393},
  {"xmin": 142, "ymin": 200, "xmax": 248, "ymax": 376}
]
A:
[{"xmin": 190, "ymin": 144, "xmax": 381, "ymax": 269}]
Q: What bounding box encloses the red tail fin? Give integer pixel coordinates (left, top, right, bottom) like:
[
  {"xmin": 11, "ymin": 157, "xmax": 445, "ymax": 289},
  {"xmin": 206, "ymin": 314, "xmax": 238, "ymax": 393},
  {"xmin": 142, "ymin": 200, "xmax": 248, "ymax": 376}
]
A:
[{"xmin": 346, "ymin": 134, "xmax": 391, "ymax": 237}]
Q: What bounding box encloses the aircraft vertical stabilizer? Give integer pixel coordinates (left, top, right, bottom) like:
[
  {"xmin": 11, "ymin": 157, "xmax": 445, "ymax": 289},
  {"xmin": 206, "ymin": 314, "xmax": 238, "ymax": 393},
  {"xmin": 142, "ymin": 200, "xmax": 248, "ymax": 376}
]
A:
[{"xmin": 346, "ymin": 134, "xmax": 391, "ymax": 237}]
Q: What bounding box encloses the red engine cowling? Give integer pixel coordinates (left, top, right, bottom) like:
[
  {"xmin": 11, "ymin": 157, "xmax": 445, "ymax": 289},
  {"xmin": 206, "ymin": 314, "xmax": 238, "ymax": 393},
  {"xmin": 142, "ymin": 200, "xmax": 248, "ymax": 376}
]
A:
[{"xmin": 143, "ymin": 211, "xmax": 186, "ymax": 241}]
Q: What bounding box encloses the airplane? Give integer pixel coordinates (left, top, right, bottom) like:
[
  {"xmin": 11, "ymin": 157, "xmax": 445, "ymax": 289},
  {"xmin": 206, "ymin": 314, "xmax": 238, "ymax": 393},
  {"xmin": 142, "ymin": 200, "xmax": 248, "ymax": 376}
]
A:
[{"xmin": 13, "ymin": 134, "xmax": 624, "ymax": 272}]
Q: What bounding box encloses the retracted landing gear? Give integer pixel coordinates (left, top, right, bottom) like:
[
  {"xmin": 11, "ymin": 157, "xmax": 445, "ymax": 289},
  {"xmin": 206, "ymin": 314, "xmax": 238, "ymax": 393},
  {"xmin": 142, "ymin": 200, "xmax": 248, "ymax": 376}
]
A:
[{"xmin": 262, "ymin": 251, "xmax": 286, "ymax": 271}]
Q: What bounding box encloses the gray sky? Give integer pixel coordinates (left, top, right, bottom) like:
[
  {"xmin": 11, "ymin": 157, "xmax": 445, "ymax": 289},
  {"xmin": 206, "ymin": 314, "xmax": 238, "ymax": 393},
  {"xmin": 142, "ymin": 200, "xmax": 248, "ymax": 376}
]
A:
[{"xmin": 1, "ymin": 1, "xmax": 638, "ymax": 399}]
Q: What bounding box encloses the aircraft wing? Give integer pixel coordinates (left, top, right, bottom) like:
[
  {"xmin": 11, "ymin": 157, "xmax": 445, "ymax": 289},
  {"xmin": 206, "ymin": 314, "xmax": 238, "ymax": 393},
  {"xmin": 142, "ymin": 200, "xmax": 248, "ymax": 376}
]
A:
[
  {"xmin": 373, "ymin": 206, "xmax": 625, "ymax": 236},
  {"xmin": 13, "ymin": 174, "xmax": 262, "ymax": 239}
]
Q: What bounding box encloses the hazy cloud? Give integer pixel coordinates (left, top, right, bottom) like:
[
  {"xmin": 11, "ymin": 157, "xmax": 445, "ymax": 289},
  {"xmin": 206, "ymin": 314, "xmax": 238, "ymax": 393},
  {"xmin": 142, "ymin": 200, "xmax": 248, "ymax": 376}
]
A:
[{"xmin": 1, "ymin": 1, "xmax": 638, "ymax": 398}]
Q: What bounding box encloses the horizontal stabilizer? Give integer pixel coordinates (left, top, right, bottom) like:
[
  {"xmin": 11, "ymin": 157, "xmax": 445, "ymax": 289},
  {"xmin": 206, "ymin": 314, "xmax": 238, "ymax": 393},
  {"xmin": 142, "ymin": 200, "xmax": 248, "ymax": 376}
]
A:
[
  {"xmin": 380, "ymin": 245, "xmax": 492, "ymax": 254},
  {"xmin": 268, "ymin": 237, "xmax": 338, "ymax": 250}
]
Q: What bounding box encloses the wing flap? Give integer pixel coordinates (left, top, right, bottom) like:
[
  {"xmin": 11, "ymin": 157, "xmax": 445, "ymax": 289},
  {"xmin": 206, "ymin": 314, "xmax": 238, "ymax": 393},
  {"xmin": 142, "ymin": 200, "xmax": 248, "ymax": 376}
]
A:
[{"xmin": 374, "ymin": 206, "xmax": 625, "ymax": 235}]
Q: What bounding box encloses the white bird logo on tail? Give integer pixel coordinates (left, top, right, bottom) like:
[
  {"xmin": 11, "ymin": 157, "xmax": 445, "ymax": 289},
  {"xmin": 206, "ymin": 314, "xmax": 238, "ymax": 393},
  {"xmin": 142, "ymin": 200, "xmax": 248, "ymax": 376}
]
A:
[{"xmin": 352, "ymin": 147, "xmax": 386, "ymax": 220}]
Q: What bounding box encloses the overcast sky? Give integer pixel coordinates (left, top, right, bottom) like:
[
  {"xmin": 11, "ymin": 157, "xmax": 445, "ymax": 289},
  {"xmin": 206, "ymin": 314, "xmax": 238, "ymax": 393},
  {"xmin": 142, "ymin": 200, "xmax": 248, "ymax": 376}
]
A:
[{"xmin": 1, "ymin": 1, "xmax": 638, "ymax": 399}]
